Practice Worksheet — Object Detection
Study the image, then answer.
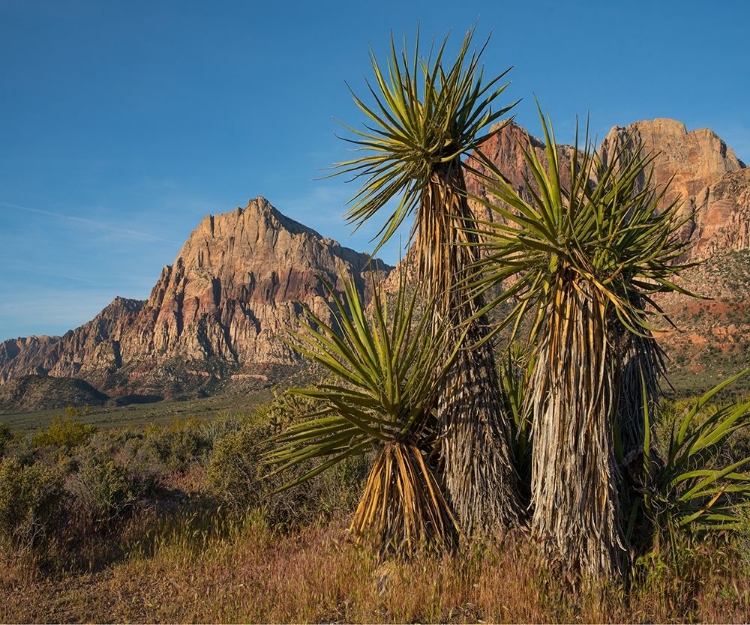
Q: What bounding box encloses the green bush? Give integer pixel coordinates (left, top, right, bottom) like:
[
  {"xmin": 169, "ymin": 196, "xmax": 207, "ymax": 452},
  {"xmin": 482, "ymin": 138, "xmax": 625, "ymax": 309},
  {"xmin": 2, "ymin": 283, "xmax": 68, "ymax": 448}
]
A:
[
  {"xmin": 66, "ymin": 455, "xmax": 144, "ymax": 525},
  {"xmin": 142, "ymin": 417, "xmax": 215, "ymax": 472},
  {"xmin": 0, "ymin": 456, "xmax": 65, "ymax": 552},
  {"xmin": 627, "ymin": 371, "xmax": 750, "ymax": 566},
  {"xmin": 81, "ymin": 429, "xmax": 160, "ymax": 489},
  {"xmin": 0, "ymin": 422, "xmax": 12, "ymax": 457},
  {"xmin": 33, "ymin": 409, "xmax": 96, "ymax": 450},
  {"xmin": 208, "ymin": 408, "xmax": 367, "ymax": 528}
]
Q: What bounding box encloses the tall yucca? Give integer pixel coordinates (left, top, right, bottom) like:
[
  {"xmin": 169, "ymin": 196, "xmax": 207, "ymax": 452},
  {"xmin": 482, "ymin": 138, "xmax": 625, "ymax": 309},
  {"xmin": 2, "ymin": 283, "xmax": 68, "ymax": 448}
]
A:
[
  {"xmin": 265, "ymin": 277, "xmax": 460, "ymax": 552},
  {"xmin": 469, "ymin": 108, "xmax": 693, "ymax": 578},
  {"xmin": 334, "ymin": 28, "xmax": 522, "ymax": 532}
]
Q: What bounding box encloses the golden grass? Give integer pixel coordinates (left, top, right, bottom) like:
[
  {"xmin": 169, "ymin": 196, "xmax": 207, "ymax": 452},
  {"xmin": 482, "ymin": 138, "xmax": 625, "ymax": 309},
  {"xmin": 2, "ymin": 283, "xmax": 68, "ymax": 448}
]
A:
[{"xmin": 2, "ymin": 515, "xmax": 748, "ymax": 623}]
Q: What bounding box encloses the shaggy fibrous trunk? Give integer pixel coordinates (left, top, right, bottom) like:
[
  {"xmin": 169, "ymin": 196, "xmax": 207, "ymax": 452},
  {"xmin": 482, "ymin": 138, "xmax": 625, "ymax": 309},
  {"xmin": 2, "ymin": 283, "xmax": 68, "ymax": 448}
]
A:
[
  {"xmin": 611, "ymin": 307, "xmax": 664, "ymax": 459},
  {"xmin": 350, "ymin": 442, "xmax": 457, "ymax": 553},
  {"xmin": 530, "ymin": 276, "xmax": 624, "ymax": 579},
  {"xmin": 416, "ymin": 160, "xmax": 522, "ymax": 533}
]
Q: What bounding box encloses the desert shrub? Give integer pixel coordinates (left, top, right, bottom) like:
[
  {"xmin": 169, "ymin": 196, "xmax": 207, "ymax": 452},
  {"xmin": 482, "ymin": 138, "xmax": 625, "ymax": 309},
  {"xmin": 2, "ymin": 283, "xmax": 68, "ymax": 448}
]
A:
[
  {"xmin": 65, "ymin": 455, "xmax": 146, "ymax": 526},
  {"xmin": 208, "ymin": 409, "xmax": 367, "ymax": 528},
  {"xmin": 206, "ymin": 423, "xmax": 265, "ymax": 510},
  {"xmin": 0, "ymin": 456, "xmax": 66, "ymax": 553},
  {"xmin": 33, "ymin": 409, "xmax": 96, "ymax": 450},
  {"xmin": 0, "ymin": 422, "xmax": 12, "ymax": 457},
  {"xmin": 142, "ymin": 417, "xmax": 215, "ymax": 472},
  {"xmin": 82, "ymin": 429, "xmax": 162, "ymax": 489}
]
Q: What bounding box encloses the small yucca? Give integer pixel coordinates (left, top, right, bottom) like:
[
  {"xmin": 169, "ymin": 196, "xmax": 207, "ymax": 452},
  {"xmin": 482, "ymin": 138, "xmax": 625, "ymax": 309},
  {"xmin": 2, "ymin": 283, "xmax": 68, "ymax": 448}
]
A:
[
  {"xmin": 265, "ymin": 276, "xmax": 459, "ymax": 552},
  {"xmin": 636, "ymin": 368, "xmax": 750, "ymax": 552}
]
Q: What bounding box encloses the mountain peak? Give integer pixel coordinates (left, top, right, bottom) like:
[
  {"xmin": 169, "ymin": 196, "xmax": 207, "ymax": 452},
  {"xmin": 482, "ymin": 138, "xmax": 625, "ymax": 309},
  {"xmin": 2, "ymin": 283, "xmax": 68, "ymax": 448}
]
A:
[
  {"xmin": 602, "ymin": 119, "xmax": 743, "ymax": 181},
  {"xmin": 1, "ymin": 120, "xmax": 747, "ymax": 404},
  {"xmin": 1, "ymin": 197, "xmax": 391, "ymax": 400}
]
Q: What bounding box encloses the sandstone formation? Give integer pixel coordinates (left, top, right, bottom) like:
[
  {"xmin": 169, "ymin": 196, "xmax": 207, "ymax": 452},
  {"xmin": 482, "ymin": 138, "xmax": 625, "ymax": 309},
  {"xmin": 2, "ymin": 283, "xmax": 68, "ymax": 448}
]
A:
[
  {"xmin": 464, "ymin": 121, "xmax": 574, "ymax": 223},
  {"xmin": 1, "ymin": 121, "xmax": 748, "ymax": 406},
  {"xmin": 598, "ymin": 118, "xmax": 747, "ymax": 259},
  {"xmin": 466, "ymin": 119, "xmax": 748, "ymax": 263},
  {"xmin": 688, "ymin": 169, "xmax": 750, "ymax": 259},
  {"xmin": 133, "ymin": 196, "xmax": 386, "ymax": 368},
  {"xmin": 0, "ymin": 197, "xmax": 389, "ymax": 399},
  {"xmin": 466, "ymin": 119, "xmax": 749, "ymax": 388}
]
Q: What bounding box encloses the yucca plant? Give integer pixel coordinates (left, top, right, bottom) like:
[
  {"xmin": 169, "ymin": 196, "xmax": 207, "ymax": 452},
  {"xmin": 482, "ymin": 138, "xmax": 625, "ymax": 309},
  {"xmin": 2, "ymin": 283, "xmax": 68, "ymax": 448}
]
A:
[
  {"xmin": 467, "ymin": 107, "xmax": 693, "ymax": 579},
  {"xmin": 635, "ymin": 368, "xmax": 750, "ymax": 558},
  {"xmin": 264, "ymin": 276, "xmax": 460, "ymax": 553},
  {"xmin": 498, "ymin": 342, "xmax": 534, "ymax": 505},
  {"xmin": 334, "ymin": 27, "xmax": 522, "ymax": 533}
]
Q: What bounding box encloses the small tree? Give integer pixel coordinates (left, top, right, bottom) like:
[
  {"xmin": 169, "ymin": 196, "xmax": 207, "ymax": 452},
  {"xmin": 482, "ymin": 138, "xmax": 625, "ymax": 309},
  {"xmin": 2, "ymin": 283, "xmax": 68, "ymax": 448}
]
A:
[
  {"xmin": 469, "ymin": 109, "xmax": 692, "ymax": 578},
  {"xmin": 334, "ymin": 27, "xmax": 522, "ymax": 533}
]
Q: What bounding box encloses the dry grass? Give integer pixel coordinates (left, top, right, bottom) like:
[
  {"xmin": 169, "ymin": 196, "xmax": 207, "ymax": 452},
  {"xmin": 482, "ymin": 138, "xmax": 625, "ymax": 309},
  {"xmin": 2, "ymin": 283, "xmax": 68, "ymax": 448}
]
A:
[{"xmin": 2, "ymin": 514, "xmax": 748, "ymax": 623}]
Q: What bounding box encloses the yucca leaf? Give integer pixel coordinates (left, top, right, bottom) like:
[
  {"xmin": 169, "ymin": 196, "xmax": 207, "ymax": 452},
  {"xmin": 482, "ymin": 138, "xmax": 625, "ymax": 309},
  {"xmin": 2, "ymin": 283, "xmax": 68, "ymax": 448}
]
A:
[
  {"xmin": 270, "ymin": 441, "xmax": 373, "ymax": 494},
  {"xmin": 679, "ymin": 458, "xmax": 750, "ymax": 502},
  {"xmin": 689, "ymin": 401, "xmax": 750, "ymax": 455},
  {"xmin": 678, "ymin": 368, "xmax": 750, "ymax": 445}
]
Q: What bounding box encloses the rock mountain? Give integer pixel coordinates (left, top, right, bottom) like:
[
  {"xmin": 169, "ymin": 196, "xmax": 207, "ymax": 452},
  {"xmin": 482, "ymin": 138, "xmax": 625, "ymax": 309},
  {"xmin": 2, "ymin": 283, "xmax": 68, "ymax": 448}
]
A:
[
  {"xmin": 467, "ymin": 118, "xmax": 747, "ymax": 261},
  {"xmin": 1, "ymin": 197, "xmax": 389, "ymax": 400},
  {"xmin": 1, "ymin": 119, "xmax": 748, "ymax": 405}
]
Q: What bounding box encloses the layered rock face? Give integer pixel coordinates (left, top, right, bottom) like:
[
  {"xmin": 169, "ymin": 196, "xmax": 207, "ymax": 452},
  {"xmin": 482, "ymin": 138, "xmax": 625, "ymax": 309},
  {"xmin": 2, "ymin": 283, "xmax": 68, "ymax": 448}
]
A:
[
  {"xmin": 467, "ymin": 119, "xmax": 748, "ymax": 262},
  {"xmin": 598, "ymin": 119, "xmax": 747, "ymax": 259},
  {"xmin": 0, "ymin": 197, "xmax": 389, "ymax": 397},
  {"xmin": 1, "ymin": 121, "xmax": 748, "ymax": 403},
  {"xmin": 466, "ymin": 119, "xmax": 749, "ymax": 385},
  {"xmin": 465, "ymin": 121, "xmax": 574, "ymax": 223},
  {"xmin": 127, "ymin": 196, "xmax": 385, "ymax": 368},
  {"xmin": 0, "ymin": 335, "xmax": 59, "ymax": 383},
  {"xmin": 0, "ymin": 298, "xmax": 143, "ymax": 387}
]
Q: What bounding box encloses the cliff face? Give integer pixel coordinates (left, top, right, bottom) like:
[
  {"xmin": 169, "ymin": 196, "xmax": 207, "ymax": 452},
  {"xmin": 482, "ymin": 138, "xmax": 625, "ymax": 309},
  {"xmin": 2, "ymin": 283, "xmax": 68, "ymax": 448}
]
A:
[
  {"xmin": 598, "ymin": 118, "xmax": 748, "ymax": 259},
  {"xmin": 599, "ymin": 118, "xmax": 744, "ymax": 199},
  {"xmin": 465, "ymin": 121, "xmax": 574, "ymax": 223},
  {"xmin": 2, "ymin": 120, "xmax": 748, "ymax": 403},
  {"xmin": 0, "ymin": 197, "xmax": 389, "ymax": 397},
  {"xmin": 468, "ymin": 119, "xmax": 748, "ymax": 262},
  {"xmin": 466, "ymin": 119, "xmax": 750, "ymax": 386},
  {"xmin": 122, "ymin": 196, "xmax": 385, "ymax": 369},
  {"xmin": 0, "ymin": 335, "xmax": 61, "ymax": 383}
]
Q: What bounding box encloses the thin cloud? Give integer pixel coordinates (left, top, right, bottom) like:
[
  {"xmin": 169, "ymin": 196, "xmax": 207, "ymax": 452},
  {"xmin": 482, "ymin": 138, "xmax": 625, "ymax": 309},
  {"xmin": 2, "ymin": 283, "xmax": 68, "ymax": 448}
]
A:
[
  {"xmin": 0, "ymin": 257, "xmax": 106, "ymax": 286},
  {"xmin": 1, "ymin": 201, "xmax": 182, "ymax": 244}
]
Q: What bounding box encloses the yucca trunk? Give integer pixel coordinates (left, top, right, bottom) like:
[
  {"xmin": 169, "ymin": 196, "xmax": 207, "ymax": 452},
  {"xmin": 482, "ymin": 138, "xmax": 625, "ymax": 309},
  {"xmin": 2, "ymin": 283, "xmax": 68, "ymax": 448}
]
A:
[
  {"xmin": 416, "ymin": 160, "xmax": 522, "ymax": 533},
  {"xmin": 530, "ymin": 274, "xmax": 624, "ymax": 578},
  {"xmin": 350, "ymin": 442, "xmax": 457, "ymax": 553},
  {"xmin": 610, "ymin": 302, "xmax": 664, "ymax": 459}
]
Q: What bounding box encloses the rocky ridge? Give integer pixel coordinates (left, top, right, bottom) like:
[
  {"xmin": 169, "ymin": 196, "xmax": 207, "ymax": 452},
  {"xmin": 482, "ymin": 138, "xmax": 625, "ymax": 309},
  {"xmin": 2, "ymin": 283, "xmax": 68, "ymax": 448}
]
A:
[
  {"xmin": 466, "ymin": 119, "xmax": 748, "ymax": 262},
  {"xmin": 1, "ymin": 197, "xmax": 389, "ymax": 401},
  {"xmin": 598, "ymin": 118, "xmax": 748, "ymax": 259},
  {"xmin": 0, "ymin": 375, "xmax": 110, "ymax": 413},
  {"xmin": 1, "ymin": 120, "xmax": 748, "ymax": 408},
  {"xmin": 465, "ymin": 119, "xmax": 749, "ymax": 387}
]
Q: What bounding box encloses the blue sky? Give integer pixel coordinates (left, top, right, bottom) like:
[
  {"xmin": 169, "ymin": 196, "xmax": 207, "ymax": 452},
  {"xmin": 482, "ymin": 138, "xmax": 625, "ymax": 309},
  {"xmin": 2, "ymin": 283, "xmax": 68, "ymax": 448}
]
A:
[{"xmin": 1, "ymin": 0, "xmax": 748, "ymax": 341}]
